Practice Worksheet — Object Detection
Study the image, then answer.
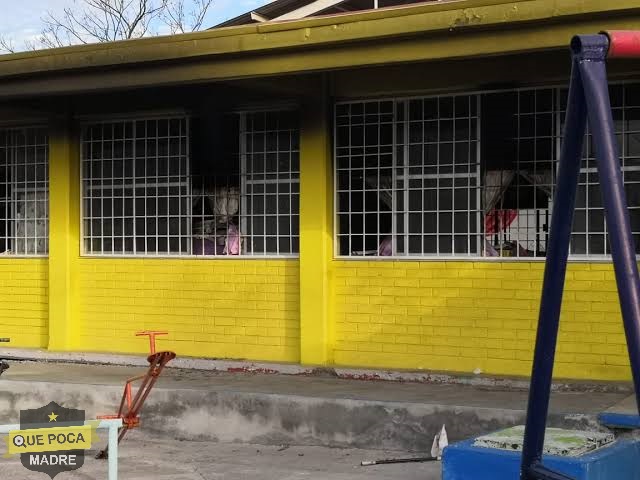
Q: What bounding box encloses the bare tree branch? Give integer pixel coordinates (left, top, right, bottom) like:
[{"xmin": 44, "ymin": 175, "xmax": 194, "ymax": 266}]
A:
[
  {"xmin": 189, "ymin": 0, "xmax": 213, "ymax": 31},
  {"xmin": 162, "ymin": 0, "xmax": 212, "ymax": 34},
  {"xmin": 1, "ymin": 0, "xmax": 213, "ymax": 53},
  {"xmin": 0, "ymin": 35, "xmax": 16, "ymax": 54}
]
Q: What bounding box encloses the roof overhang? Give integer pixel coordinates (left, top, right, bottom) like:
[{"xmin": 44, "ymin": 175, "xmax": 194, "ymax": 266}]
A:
[{"xmin": 1, "ymin": 0, "xmax": 640, "ymax": 99}]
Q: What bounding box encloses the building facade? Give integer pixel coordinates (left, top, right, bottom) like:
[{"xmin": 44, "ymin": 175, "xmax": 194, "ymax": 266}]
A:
[{"xmin": 0, "ymin": 0, "xmax": 639, "ymax": 381}]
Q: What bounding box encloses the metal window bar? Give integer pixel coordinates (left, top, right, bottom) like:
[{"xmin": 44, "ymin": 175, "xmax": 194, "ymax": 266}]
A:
[
  {"xmin": 335, "ymin": 94, "xmax": 480, "ymax": 258},
  {"xmin": 238, "ymin": 110, "xmax": 300, "ymax": 257},
  {"xmin": 559, "ymin": 83, "xmax": 640, "ymax": 258},
  {"xmin": 82, "ymin": 111, "xmax": 300, "ymax": 259},
  {"xmin": 498, "ymin": 88, "xmax": 558, "ymax": 259},
  {"xmin": 81, "ymin": 117, "xmax": 190, "ymax": 256},
  {"xmin": 0, "ymin": 127, "xmax": 49, "ymax": 257},
  {"xmin": 335, "ymin": 84, "xmax": 640, "ymax": 260}
]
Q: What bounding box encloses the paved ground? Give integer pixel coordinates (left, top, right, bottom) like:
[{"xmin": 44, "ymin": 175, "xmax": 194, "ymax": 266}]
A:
[
  {"xmin": 0, "ymin": 361, "xmax": 633, "ymax": 454},
  {"xmin": 0, "ymin": 431, "xmax": 441, "ymax": 480},
  {"xmin": 0, "ymin": 360, "xmax": 633, "ymax": 479},
  {"xmin": 1, "ymin": 361, "xmax": 630, "ymax": 414}
]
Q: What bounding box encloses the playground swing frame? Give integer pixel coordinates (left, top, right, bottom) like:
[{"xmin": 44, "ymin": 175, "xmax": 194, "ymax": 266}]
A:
[{"xmin": 521, "ymin": 31, "xmax": 640, "ymax": 480}]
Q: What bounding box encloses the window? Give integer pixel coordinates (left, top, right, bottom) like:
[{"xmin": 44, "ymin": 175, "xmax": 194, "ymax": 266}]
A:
[
  {"xmin": 240, "ymin": 110, "xmax": 300, "ymax": 256},
  {"xmin": 82, "ymin": 110, "xmax": 299, "ymax": 257},
  {"xmin": 482, "ymin": 89, "xmax": 557, "ymax": 258},
  {"xmin": 568, "ymin": 84, "xmax": 640, "ymax": 257},
  {"xmin": 82, "ymin": 118, "xmax": 190, "ymax": 255},
  {"xmin": 0, "ymin": 127, "xmax": 48, "ymax": 256},
  {"xmin": 335, "ymin": 96, "xmax": 480, "ymax": 257},
  {"xmin": 335, "ymin": 84, "xmax": 640, "ymax": 259}
]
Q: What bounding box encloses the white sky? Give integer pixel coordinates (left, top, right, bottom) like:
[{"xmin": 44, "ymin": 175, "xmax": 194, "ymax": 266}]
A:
[{"xmin": 0, "ymin": 0, "xmax": 271, "ymax": 50}]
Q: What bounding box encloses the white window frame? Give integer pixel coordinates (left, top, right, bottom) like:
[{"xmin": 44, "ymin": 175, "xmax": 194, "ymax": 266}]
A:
[
  {"xmin": 80, "ymin": 109, "xmax": 300, "ymax": 259},
  {"xmin": 0, "ymin": 126, "xmax": 49, "ymax": 257},
  {"xmin": 238, "ymin": 109, "xmax": 300, "ymax": 257},
  {"xmin": 334, "ymin": 95, "xmax": 481, "ymax": 259},
  {"xmin": 80, "ymin": 115, "xmax": 191, "ymax": 256},
  {"xmin": 334, "ymin": 83, "xmax": 640, "ymax": 261}
]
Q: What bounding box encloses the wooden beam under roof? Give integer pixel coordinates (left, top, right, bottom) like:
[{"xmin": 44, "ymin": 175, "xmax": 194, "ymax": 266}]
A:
[{"xmin": 273, "ymin": 0, "xmax": 348, "ymax": 20}]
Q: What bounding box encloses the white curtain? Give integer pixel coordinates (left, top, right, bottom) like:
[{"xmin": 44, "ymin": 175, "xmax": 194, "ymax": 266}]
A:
[
  {"xmin": 15, "ymin": 190, "xmax": 48, "ymax": 255},
  {"xmin": 192, "ymin": 185, "xmax": 240, "ymax": 222},
  {"xmin": 483, "ymin": 170, "xmax": 515, "ymax": 213}
]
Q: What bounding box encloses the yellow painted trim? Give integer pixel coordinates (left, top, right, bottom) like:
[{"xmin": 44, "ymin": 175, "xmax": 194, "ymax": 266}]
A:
[
  {"xmin": 4, "ymin": 12, "xmax": 640, "ymax": 100},
  {"xmin": 0, "ymin": 0, "xmax": 638, "ymax": 89},
  {"xmin": 299, "ymin": 78, "xmax": 334, "ymax": 365},
  {"xmin": 47, "ymin": 117, "xmax": 80, "ymax": 351}
]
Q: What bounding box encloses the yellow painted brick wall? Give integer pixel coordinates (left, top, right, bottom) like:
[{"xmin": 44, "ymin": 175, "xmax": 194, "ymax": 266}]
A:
[
  {"xmin": 332, "ymin": 261, "xmax": 629, "ymax": 381},
  {"xmin": 0, "ymin": 259, "xmax": 48, "ymax": 348},
  {"xmin": 76, "ymin": 259, "xmax": 300, "ymax": 362}
]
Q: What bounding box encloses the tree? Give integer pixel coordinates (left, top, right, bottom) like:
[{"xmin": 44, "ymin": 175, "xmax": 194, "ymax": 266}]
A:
[{"xmin": 0, "ymin": 0, "xmax": 213, "ymax": 53}]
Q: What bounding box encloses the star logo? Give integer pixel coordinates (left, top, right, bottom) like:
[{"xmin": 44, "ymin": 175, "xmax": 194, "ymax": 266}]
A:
[{"xmin": 48, "ymin": 412, "xmax": 58, "ymax": 422}]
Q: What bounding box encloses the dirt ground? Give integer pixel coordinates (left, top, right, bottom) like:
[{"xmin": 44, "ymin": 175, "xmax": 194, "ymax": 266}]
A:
[{"xmin": 1, "ymin": 430, "xmax": 442, "ymax": 480}]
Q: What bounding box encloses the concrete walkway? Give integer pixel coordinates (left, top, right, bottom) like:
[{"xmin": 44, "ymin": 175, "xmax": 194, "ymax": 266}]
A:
[
  {"xmin": 1, "ymin": 430, "xmax": 441, "ymax": 480},
  {"xmin": 0, "ymin": 361, "xmax": 632, "ymax": 454}
]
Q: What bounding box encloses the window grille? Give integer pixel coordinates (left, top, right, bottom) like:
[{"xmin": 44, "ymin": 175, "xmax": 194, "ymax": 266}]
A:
[
  {"xmin": 335, "ymin": 96, "xmax": 480, "ymax": 257},
  {"xmin": 239, "ymin": 110, "xmax": 300, "ymax": 256},
  {"xmin": 335, "ymin": 84, "xmax": 640, "ymax": 259},
  {"xmin": 567, "ymin": 84, "xmax": 640, "ymax": 257},
  {"xmin": 484, "ymin": 88, "xmax": 558, "ymax": 258},
  {"xmin": 0, "ymin": 127, "xmax": 48, "ymax": 256},
  {"xmin": 81, "ymin": 118, "xmax": 190, "ymax": 255},
  {"xmin": 82, "ymin": 110, "xmax": 299, "ymax": 257}
]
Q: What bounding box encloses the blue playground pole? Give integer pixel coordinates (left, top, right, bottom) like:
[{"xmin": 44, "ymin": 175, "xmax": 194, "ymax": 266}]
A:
[{"xmin": 521, "ymin": 33, "xmax": 640, "ymax": 480}]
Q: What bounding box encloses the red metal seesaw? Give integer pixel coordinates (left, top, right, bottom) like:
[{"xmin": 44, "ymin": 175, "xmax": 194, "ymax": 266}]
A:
[{"xmin": 96, "ymin": 331, "xmax": 176, "ymax": 459}]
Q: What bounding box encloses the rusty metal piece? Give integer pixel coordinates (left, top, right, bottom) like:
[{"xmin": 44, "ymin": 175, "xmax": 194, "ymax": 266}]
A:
[
  {"xmin": 96, "ymin": 331, "xmax": 175, "ymax": 459},
  {"xmin": 135, "ymin": 331, "xmax": 168, "ymax": 355}
]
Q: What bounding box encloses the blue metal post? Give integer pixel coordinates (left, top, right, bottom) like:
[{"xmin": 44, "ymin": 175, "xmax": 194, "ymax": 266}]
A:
[
  {"xmin": 520, "ymin": 43, "xmax": 588, "ymax": 480},
  {"xmin": 578, "ymin": 36, "xmax": 640, "ymax": 415},
  {"xmin": 521, "ymin": 33, "xmax": 640, "ymax": 480}
]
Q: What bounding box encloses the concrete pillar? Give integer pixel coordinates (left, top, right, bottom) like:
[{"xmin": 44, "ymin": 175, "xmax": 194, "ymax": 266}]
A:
[
  {"xmin": 298, "ymin": 77, "xmax": 334, "ymax": 365},
  {"xmin": 47, "ymin": 116, "xmax": 80, "ymax": 351}
]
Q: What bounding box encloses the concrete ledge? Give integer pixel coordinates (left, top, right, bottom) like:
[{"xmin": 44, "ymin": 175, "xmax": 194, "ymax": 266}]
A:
[
  {"xmin": 0, "ymin": 378, "xmax": 604, "ymax": 453},
  {"xmin": 0, "ymin": 362, "xmax": 626, "ymax": 452},
  {"xmin": 0, "ymin": 348, "xmax": 632, "ymax": 393}
]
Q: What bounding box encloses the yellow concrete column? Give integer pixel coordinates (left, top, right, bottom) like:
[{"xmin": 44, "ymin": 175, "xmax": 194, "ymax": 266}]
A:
[
  {"xmin": 299, "ymin": 77, "xmax": 334, "ymax": 365},
  {"xmin": 47, "ymin": 116, "xmax": 80, "ymax": 351}
]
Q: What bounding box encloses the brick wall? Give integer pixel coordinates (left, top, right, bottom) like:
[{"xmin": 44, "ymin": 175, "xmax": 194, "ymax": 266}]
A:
[
  {"xmin": 332, "ymin": 261, "xmax": 629, "ymax": 381},
  {"xmin": 76, "ymin": 258, "xmax": 300, "ymax": 362},
  {"xmin": 0, "ymin": 259, "xmax": 48, "ymax": 348}
]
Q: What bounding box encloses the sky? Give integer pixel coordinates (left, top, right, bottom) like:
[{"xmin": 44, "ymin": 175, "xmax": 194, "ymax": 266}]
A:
[{"xmin": 0, "ymin": 0, "xmax": 272, "ymax": 50}]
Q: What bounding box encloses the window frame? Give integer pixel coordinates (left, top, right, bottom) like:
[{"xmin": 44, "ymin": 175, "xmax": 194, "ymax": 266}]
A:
[
  {"xmin": 334, "ymin": 95, "xmax": 483, "ymax": 260},
  {"xmin": 0, "ymin": 126, "xmax": 49, "ymax": 258},
  {"xmin": 79, "ymin": 109, "xmax": 300, "ymax": 259},
  {"xmin": 334, "ymin": 83, "xmax": 640, "ymax": 262},
  {"xmin": 238, "ymin": 108, "xmax": 300, "ymax": 258},
  {"xmin": 80, "ymin": 115, "xmax": 191, "ymax": 257}
]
